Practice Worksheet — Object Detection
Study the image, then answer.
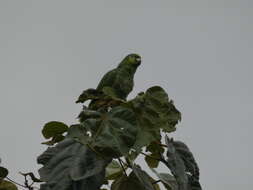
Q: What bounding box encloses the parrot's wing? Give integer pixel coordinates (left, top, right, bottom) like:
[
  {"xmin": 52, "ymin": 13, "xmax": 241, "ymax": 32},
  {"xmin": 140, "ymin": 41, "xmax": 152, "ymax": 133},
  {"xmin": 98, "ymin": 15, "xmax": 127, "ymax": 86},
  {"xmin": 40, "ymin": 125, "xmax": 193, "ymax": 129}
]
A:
[{"xmin": 96, "ymin": 68, "xmax": 118, "ymax": 91}]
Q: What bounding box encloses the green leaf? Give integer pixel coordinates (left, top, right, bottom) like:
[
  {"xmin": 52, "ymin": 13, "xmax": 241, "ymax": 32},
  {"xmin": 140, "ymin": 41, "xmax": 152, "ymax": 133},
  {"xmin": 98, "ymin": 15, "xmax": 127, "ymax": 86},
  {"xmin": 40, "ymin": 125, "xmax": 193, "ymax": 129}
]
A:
[
  {"xmin": 111, "ymin": 174, "xmax": 145, "ymax": 190},
  {"xmin": 66, "ymin": 124, "xmax": 91, "ymax": 144},
  {"xmin": 37, "ymin": 138, "xmax": 111, "ymax": 190},
  {"xmin": 145, "ymin": 154, "xmax": 159, "ymax": 168},
  {"xmin": 144, "ymin": 86, "xmax": 181, "ymax": 133},
  {"xmin": 132, "ymin": 165, "xmax": 155, "ymax": 190},
  {"xmin": 126, "ymin": 150, "xmax": 139, "ymax": 162},
  {"xmin": 125, "ymin": 86, "xmax": 181, "ymax": 152},
  {"xmin": 146, "ymin": 141, "xmax": 165, "ymax": 154},
  {"xmin": 42, "ymin": 121, "xmax": 68, "ymax": 139},
  {"xmin": 77, "ymin": 107, "xmax": 102, "ymax": 123},
  {"xmin": 165, "ymin": 136, "xmax": 188, "ymax": 190},
  {"xmin": 41, "ymin": 134, "xmax": 65, "ymax": 145},
  {"xmin": 105, "ymin": 160, "xmax": 124, "ymax": 180},
  {"xmin": 0, "ymin": 180, "xmax": 18, "ymax": 190},
  {"xmin": 151, "ymin": 168, "xmax": 178, "ymax": 190},
  {"xmin": 86, "ymin": 106, "xmax": 138, "ymax": 157},
  {"xmin": 165, "ymin": 136, "xmax": 202, "ymax": 190},
  {"xmin": 0, "ymin": 167, "xmax": 8, "ymax": 178},
  {"xmin": 150, "ymin": 177, "xmax": 161, "ymax": 190},
  {"xmin": 145, "ymin": 142, "xmax": 165, "ymax": 168}
]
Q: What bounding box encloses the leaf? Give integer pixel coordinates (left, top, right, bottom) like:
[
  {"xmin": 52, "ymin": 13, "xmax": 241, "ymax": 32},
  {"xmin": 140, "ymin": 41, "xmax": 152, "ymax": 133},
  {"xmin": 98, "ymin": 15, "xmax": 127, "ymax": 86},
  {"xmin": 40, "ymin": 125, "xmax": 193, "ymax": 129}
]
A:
[
  {"xmin": 37, "ymin": 138, "xmax": 111, "ymax": 190},
  {"xmin": 42, "ymin": 121, "xmax": 68, "ymax": 139},
  {"xmin": 151, "ymin": 169, "xmax": 178, "ymax": 190},
  {"xmin": 172, "ymin": 141, "xmax": 200, "ymax": 181},
  {"xmin": 0, "ymin": 167, "xmax": 8, "ymax": 178},
  {"xmin": 66, "ymin": 124, "xmax": 91, "ymax": 144},
  {"xmin": 111, "ymin": 174, "xmax": 145, "ymax": 190},
  {"xmin": 145, "ymin": 142, "xmax": 165, "ymax": 168},
  {"xmin": 0, "ymin": 180, "xmax": 18, "ymax": 190},
  {"xmin": 126, "ymin": 150, "xmax": 139, "ymax": 162},
  {"xmin": 165, "ymin": 136, "xmax": 188, "ymax": 190},
  {"xmin": 150, "ymin": 177, "xmax": 161, "ymax": 190},
  {"xmin": 146, "ymin": 142, "xmax": 165, "ymax": 154},
  {"xmin": 167, "ymin": 138, "xmax": 202, "ymax": 190},
  {"xmin": 145, "ymin": 154, "xmax": 159, "ymax": 168},
  {"xmin": 125, "ymin": 86, "xmax": 181, "ymax": 152},
  {"xmin": 105, "ymin": 160, "xmax": 124, "ymax": 180},
  {"xmin": 132, "ymin": 165, "xmax": 155, "ymax": 190},
  {"xmin": 77, "ymin": 106, "xmax": 102, "ymax": 123},
  {"xmin": 85, "ymin": 106, "xmax": 138, "ymax": 157},
  {"xmin": 41, "ymin": 134, "xmax": 65, "ymax": 145},
  {"xmin": 145, "ymin": 86, "xmax": 181, "ymax": 133}
]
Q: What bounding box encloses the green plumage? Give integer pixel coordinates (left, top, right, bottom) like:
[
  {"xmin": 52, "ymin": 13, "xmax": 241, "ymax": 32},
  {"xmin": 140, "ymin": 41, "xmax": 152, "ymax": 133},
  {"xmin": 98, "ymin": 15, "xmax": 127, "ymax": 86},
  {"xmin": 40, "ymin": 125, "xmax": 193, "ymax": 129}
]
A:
[{"xmin": 96, "ymin": 54, "xmax": 141, "ymax": 100}]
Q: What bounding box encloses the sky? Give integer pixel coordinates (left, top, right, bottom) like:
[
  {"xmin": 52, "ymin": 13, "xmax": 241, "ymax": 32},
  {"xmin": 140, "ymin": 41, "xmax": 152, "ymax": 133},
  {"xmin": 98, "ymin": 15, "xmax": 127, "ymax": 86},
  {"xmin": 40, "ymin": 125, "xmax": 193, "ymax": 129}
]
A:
[{"xmin": 0, "ymin": 0, "xmax": 252, "ymax": 189}]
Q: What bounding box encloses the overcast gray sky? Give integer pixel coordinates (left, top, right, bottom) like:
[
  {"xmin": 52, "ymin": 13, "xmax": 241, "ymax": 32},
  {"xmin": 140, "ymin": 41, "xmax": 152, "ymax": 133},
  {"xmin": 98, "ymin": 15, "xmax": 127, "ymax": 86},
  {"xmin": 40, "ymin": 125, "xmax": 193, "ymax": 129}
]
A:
[{"xmin": 0, "ymin": 0, "xmax": 252, "ymax": 189}]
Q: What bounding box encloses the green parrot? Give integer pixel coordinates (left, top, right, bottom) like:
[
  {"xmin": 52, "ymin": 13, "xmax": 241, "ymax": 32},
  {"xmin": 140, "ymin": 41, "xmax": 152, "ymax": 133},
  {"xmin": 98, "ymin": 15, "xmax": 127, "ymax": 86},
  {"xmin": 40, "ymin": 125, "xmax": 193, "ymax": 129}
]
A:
[
  {"xmin": 96, "ymin": 53, "xmax": 141, "ymax": 100},
  {"xmin": 87, "ymin": 54, "xmax": 141, "ymax": 109}
]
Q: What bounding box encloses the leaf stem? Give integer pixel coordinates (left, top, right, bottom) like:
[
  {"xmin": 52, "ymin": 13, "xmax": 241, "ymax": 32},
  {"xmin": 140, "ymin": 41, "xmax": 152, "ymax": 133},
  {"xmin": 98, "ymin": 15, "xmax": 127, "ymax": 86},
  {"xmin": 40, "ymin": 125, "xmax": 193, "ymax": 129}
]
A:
[
  {"xmin": 152, "ymin": 180, "xmax": 161, "ymax": 185},
  {"xmin": 118, "ymin": 158, "xmax": 127, "ymax": 176},
  {"xmin": 6, "ymin": 177, "xmax": 27, "ymax": 189}
]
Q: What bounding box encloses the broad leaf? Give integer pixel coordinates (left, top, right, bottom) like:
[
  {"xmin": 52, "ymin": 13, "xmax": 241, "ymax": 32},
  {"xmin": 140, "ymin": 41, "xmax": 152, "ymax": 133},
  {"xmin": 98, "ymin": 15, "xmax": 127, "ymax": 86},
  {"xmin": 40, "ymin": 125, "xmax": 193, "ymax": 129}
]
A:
[
  {"xmin": 132, "ymin": 165, "xmax": 155, "ymax": 190},
  {"xmin": 105, "ymin": 160, "xmax": 124, "ymax": 180},
  {"xmin": 111, "ymin": 172, "xmax": 161, "ymax": 190},
  {"xmin": 165, "ymin": 136, "xmax": 188, "ymax": 190},
  {"xmin": 165, "ymin": 137, "xmax": 202, "ymax": 190},
  {"xmin": 66, "ymin": 124, "xmax": 91, "ymax": 144},
  {"xmin": 0, "ymin": 180, "xmax": 18, "ymax": 190},
  {"xmin": 37, "ymin": 138, "xmax": 110, "ymax": 190},
  {"xmin": 78, "ymin": 107, "xmax": 102, "ymax": 123},
  {"xmin": 126, "ymin": 150, "xmax": 139, "ymax": 162},
  {"xmin": 111, "ymin": 174, "xmax": 145, "ymax": 190},
  {"xmin": 0, "ymin": 167, "xmax": 8, "ymax": 178},
  {"xmin": 143, "ymin": 86, "xmax": 181, "ymax": 132},
  {"xmin": 145, "ymin": 142, "xmax": 165, "ymax": 168},
  {"xmin": 146, "ymin": 142, "xmax": 165, "ymax": 154},
  {"xmin": 41, "ymin": 134, "xmax": 65, "ymax": 145},
  {"xmin": 151, "ymin": 168, "xmax": 178, "ymax": 190},
  {"xmin": 145, "ymin": 153, "xmax": 159, "ymax": 168},
  {"xmin": 82, "ymin": 106, "xmax": 138, "ymax": 157},
  {"xmin": 42, "ymin": 121, "xmax": 68, "ymax": 139},
  {"xmin": 172, "ymin": 141, "xmax": 200, "ymax": 181},
  {"xmin": 125, "ymin": 86, "xmax": 181, "ymax": 152}
]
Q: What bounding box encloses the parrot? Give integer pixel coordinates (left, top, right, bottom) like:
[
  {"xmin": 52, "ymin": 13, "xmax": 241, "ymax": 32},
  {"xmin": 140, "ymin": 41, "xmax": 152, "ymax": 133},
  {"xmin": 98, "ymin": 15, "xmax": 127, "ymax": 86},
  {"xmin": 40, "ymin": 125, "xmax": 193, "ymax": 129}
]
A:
[
  {"xmin": 88, "ymin": 54, "xmax": 141, "ymax": 109},
  {"xmin": 96, "ymin": 53, "xmax": 141, "ymax": 99}
]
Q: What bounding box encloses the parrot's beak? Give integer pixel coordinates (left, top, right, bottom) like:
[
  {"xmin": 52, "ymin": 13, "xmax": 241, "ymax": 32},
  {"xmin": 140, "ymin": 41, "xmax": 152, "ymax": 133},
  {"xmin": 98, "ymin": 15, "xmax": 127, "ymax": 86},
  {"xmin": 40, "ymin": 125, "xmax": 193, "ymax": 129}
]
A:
[{"xmin": 136, "ymin": 57, "xmax": 141, "ymax": 65}]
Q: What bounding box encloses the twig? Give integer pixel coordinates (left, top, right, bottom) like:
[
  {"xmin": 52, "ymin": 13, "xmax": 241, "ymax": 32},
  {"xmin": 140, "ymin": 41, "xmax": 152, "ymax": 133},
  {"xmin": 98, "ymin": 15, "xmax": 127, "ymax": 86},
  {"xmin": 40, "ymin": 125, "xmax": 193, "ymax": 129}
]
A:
[
  {"xmin": 118, "ymin": 158, "xmax": 127, "ymax": 176},
  {"xmin": 6, "ymin": 177, "xmax": 27, "ymax": 189},
  {"xmin": 124, "ymin": 157, "xmax": 132, "ymax": 168},
  {"xmin": 152, "ymin": 180, "xmax": 161, "ymax": 185}
]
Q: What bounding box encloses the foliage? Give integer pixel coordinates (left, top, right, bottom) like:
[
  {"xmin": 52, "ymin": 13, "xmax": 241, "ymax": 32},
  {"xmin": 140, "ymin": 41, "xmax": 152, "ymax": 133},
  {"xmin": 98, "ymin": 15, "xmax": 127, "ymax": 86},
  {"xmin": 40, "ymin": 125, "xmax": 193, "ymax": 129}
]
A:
[
  {"xmin": 0, "ymin": 166, "xmax": 17, "ymax": 190},
  {"xmin": 1, "ymin": 55, "xmax": 202, "ymax": 190}
]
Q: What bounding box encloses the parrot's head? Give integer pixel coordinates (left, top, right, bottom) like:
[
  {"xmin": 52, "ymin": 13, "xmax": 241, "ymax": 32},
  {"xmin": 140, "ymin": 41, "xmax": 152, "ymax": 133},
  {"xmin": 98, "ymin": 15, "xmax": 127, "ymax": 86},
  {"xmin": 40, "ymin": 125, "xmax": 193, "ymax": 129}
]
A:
[
  {"xmin": 126, "ymin": 53, "xmax": 141, "ymax": 66},
  {"xmin": 121, "ymin": 54, "xmax": 141, "ymax": 68}
]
